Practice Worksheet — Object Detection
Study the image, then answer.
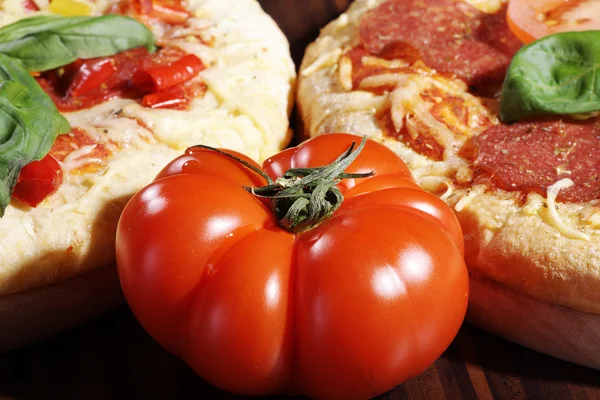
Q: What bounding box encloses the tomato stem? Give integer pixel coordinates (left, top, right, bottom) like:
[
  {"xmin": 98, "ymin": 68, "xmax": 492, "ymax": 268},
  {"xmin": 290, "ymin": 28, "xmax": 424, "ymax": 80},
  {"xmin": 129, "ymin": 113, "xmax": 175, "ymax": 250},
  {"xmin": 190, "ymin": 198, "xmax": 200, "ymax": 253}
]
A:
[{"xmin": 192, "ymin": 137, "xmax": 374, "ymax": 233}]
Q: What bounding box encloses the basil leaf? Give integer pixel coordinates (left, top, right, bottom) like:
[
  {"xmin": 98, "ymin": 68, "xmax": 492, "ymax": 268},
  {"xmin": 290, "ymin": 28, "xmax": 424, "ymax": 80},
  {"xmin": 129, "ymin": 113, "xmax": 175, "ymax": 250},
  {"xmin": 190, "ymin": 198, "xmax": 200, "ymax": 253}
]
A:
[
  {"xmin": 0, "ymin": 14, "xmax": 155, "ymax": 72},
  {"xmin": 500, "ymin": 31, "xmax": 600, "ymax": 123},
  {"xmin": 0, "ymin": 54, "xmax": 70, "ymax": 216}
]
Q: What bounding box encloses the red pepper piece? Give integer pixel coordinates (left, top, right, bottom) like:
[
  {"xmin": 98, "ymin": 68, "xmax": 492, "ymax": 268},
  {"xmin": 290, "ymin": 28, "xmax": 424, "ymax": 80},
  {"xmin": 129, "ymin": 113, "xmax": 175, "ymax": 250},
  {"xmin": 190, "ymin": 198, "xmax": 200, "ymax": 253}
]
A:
[
  {"xmin": 64, "ymin": 58, "xmax": 118, "ymax": 97},
  {"xmin": 142, "ymin": 85, "xmax": 187, "ymax": 109},
  {"xmin": 12, "ymin": 155, "xmax": 63, "ymax": 208},
  {"xmin": 22, "ymin": 0, "xmax": 39, "ymax": 12},
  {"xmin": 38, "ymin": 47, "xmax": 153, "ymax": 112},
  {"xmin": 132, "ymin": 54, "xmax": 204, "ymax": 93}
]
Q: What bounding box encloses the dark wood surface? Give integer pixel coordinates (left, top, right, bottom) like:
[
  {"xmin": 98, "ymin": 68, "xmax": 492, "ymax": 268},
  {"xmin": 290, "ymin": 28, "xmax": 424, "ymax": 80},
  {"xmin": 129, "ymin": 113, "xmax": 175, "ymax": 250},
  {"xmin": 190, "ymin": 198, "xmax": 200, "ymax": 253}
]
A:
[{"xmin": 0, "ymin": 305, "xmax": 599, "ymax": 399}]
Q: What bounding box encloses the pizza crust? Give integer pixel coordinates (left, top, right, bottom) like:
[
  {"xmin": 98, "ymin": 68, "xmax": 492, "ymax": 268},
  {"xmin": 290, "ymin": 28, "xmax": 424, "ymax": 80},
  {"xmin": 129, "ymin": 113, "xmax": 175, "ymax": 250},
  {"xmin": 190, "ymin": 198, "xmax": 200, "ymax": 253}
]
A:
[
  {"xmin": 0, "ymin": 0, "xmax": 295, "ymax": 295},
  {"xmin": 297, "ymin": 0, "xmax": 600, "ymax": 314},
  {"xmin": 468, "ymin": 275, "xmax": 600, "ymax": 370},
  {"xmin": 0, "ymin": 264, "xmax": 123, "ymax": 353}
]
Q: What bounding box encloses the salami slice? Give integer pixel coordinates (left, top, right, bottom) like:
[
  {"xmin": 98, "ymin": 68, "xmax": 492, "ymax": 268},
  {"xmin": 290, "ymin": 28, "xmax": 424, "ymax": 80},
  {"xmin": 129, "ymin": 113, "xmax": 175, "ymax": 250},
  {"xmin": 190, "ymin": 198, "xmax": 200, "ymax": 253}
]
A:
[
  {"xmin": 359, "ymin": 0, "xmax": 521, "ymax": 86},
  {"xmin": 472, "ymin": 119, "xmax": 600, "ymax": 203}
]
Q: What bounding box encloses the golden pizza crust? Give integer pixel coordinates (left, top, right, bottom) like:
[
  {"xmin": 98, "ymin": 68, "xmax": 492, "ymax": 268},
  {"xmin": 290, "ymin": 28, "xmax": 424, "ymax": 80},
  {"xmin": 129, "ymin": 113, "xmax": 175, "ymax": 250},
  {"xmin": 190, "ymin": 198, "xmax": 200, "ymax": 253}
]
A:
[
  {"xmin": 0, "ymin": 0, "xmax": 295, "ymax": 295},
  {"xmin": 297, "ymin": 0, "xmax": 600, "ymax": 314}
]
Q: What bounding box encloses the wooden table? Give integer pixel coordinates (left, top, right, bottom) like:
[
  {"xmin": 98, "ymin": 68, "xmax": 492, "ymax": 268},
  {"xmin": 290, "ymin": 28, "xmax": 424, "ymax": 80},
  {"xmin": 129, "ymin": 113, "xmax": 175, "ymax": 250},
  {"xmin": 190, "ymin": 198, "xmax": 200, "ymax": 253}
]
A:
[{"xmin": 0, "ymin": 305, "xmax": 598, "ymax": 399}]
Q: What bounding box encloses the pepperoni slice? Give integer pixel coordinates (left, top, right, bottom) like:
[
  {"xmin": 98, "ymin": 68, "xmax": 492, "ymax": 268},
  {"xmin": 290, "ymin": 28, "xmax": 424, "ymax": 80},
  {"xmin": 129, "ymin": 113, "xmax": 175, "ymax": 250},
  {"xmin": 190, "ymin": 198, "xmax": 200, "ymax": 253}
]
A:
[
  {"xmin": 472, "ymin": 119, "xmax": 600, "ymax": 202},
  {"xmin": 359, "ymin": 0, "xmax": 522, "ymax": 86}
]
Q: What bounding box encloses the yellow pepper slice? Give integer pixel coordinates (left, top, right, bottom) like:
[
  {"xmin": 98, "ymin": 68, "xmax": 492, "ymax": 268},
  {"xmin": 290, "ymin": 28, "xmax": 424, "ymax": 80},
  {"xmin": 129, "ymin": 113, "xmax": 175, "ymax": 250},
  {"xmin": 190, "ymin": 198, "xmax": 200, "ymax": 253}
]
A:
[{"xmin": 48, "ymin": 0, "xmax": 93, "ymax": 16}]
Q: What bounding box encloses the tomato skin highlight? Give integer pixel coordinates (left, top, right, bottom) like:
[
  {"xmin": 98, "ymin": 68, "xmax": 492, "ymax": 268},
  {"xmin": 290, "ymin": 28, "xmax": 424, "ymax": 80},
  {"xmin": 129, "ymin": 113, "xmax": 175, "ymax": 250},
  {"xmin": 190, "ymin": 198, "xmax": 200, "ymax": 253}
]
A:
[
  {"xmin": 154, "ymin": 146, "xmax": 267, "ymax": 186},
  {"xmin": 116, "ymin": 133, "xmax": 469, "ymax": 399},
  {"xmin": 294, "ymin": 206, "xmax": 467, "ymax": 400},
  {"xmin": 12, "ymin": 155, "xmax": 63, "ymax": 207}
]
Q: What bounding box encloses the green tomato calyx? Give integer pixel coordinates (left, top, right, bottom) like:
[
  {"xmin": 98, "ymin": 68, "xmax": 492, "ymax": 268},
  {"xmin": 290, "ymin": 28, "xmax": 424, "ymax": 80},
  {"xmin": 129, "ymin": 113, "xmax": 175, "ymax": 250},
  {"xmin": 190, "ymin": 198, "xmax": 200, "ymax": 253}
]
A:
[{"xmin": 192, "ymin": 136, "xmax": 374, "ymax": 234}]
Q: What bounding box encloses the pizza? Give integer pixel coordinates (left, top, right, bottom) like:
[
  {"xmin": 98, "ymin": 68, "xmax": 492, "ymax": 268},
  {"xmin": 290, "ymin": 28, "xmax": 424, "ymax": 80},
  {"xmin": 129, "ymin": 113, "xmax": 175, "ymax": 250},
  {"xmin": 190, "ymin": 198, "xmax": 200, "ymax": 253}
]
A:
[
  {"xmin": 297, "ymin": 0, "xmax": 600, "ymax": 322},
  {"xmin": 0, "ymin": 0, "xmax": 295, "ymax": 298}
]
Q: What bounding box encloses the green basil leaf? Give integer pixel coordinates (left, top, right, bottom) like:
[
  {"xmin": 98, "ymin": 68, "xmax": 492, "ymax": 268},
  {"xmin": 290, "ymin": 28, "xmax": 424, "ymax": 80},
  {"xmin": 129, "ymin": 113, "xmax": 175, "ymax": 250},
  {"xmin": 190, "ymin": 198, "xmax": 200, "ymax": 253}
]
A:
[
  {"xmin": 0, "ymin": 54, "xmax": 70, "ymax": 216},
  {"xmin": 0, "ymin": 14, "xmax": 155, "ymax": 72},
  {"xmin": 500, "ymin": 31, "xmax": 600, "ymax": 123}
]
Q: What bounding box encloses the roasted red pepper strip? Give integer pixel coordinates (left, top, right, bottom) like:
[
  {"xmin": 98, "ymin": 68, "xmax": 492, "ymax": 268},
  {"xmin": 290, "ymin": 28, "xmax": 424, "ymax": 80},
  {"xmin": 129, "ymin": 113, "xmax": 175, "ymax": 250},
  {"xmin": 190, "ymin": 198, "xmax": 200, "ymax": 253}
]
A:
[
  {"xmin": 65, "ymin": 58, "xmax": 118, "ymax": 97},
  {"xmin": 12, "ymin": 155, "xmax": 63, "ymax": 208},
  {"xmin": 38, "ymin": 47, "xmax": 153, "ymax": 112},
  {"xmin": 133, "ymin": 54, "xmax": 204, "ymax": 93},
  {"xmin": 142, "ymin": 85, "xmax": 188, "ymax": 109}
]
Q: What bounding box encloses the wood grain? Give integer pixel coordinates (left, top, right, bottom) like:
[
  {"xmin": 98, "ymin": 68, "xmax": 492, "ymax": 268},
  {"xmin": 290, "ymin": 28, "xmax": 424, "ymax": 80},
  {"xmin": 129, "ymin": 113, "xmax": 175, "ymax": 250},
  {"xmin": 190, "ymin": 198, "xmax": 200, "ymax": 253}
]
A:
[{"xmin": 0, "ymin": 306, "xmax": 598, "ymax": 399}]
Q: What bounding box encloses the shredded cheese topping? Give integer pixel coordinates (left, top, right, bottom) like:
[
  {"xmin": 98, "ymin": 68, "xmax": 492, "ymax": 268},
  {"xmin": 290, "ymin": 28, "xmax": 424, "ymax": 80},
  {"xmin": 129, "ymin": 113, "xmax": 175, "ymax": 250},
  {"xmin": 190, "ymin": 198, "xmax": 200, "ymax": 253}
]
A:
[
  {"xmin": 301, "ymin": 48, "xmax": 343, "ymax": 76},
  {"xmin": 546, "ymin": 178, "xmax": 590, "ymax": 241},
  {"xmin": 60, "ymin": 145, "xmax": 104, "ymax": 173},
  {"xmin": 418, "ymin": 176, "xmax": 454, "ymax": 201},
  {"xmin": 361, "ymin": 56, "xmax": 408, "ymax": 69},
  {"xmin": 522, "ymin": 193, "xmax": 545, "ymax": 216},
  {"xmin": 338, "ymin": 55, "xmax": 353, "ymax": 91},
  {"xmin": 455, "ymin": 186, "xmax": 485, "ymax": 212},
  {"xmin": 585, "ymin": 210, "xmax": 600, "ymax": 227}
]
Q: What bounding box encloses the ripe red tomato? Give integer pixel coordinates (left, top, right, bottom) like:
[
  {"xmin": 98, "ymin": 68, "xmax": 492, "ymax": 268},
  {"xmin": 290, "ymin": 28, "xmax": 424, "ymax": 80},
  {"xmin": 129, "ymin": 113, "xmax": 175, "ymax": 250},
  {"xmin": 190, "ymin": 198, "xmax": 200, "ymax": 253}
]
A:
[
  {"xmin": 507, "ymin": 0, "xmax": 600, "ymax": 44},
  {"xmin": 116, "ymin": 133, "xmax": 468, "ymax": 400}
]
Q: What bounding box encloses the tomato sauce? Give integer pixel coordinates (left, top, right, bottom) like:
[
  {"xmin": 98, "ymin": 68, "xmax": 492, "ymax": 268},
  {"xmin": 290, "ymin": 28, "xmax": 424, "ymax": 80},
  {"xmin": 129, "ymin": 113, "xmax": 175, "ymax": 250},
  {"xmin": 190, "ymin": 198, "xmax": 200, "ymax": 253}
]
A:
[
  {"xmin": 380, "ymin": 113, "xmax": 446, "ymax": 161},
  {"xmin": 49, "ymin": 128, "xmax": 111, "ymax": 174}
]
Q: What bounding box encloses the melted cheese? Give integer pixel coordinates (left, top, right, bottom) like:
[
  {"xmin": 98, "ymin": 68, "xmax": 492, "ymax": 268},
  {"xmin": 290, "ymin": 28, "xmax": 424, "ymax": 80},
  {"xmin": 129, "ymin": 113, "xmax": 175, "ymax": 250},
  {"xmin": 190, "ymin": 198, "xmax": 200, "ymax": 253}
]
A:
[
  {"xmin": 301, "ymin": 48, "xmax": 343, "ymax": 76},
  {"xmin": 359, "ymin": 69, "xmax": 493, "ymax": 157},
  {"xmin": 361, "ymin": 56, "xmax": 408, "ymax": 69},
  {"xmin": 584, "ymin": 209, "xmax": 600, "ymax": 227},
  {"xmin": 464, "ymin": 0, "xmax": 505, "ymax": 13},
  {"xmin": 455, "ymin": 186, "xmax": 486, "ymax": 212},
  {"xmin": 546, "ymin": 179, "xmax": 591, "ymax": 241},
  {"xmin": 418, "ymin": 176, "xmax": 454, "ymax": 201},
  {"xmin": 60, "ymin": 145, "xmax": 102, "ymax": 173},
  {"xmin": 522, "ymin": 193, "xmax": 545, "ymax": 216},
  {"xmin": 338, "ymin": 56, "xmax": 353, "ymax": 91}
]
